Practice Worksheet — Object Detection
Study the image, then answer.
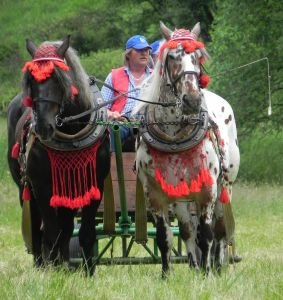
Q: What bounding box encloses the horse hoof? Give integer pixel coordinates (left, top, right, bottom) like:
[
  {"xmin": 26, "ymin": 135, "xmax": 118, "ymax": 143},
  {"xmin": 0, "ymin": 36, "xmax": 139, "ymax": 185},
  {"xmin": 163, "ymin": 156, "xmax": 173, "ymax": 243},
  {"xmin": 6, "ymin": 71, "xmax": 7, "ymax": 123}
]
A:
[
  {"xmin": 33, "ymin": 256, "xmax": 44, "ymax": 268},
  {"xmin": 229, "ymin": 255, "xmax": 242, "ymax": 264}
]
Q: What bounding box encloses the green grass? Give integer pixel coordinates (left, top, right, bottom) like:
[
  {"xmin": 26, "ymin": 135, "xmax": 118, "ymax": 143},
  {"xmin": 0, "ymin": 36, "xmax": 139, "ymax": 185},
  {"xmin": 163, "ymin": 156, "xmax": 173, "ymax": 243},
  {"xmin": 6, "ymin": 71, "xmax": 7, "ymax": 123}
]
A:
[
  {"xmin": 1, "ymin": 116, "xmax": 283, "ymax": 299},
  {"xmin": 0, "ymin": 179, "xmax": 282, "ymax": 300}
]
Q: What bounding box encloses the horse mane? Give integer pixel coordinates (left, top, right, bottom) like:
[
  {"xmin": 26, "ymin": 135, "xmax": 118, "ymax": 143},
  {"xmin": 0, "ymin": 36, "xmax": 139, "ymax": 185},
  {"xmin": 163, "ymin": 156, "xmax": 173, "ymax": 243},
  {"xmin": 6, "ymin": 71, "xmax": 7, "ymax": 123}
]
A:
[
  {"xmin": 62, "ymin": 43, "xmax": 92, "ymax": 107},
  {"xmin": 131, "ymin": 57, "xmax": 164, "ymax": 116}
]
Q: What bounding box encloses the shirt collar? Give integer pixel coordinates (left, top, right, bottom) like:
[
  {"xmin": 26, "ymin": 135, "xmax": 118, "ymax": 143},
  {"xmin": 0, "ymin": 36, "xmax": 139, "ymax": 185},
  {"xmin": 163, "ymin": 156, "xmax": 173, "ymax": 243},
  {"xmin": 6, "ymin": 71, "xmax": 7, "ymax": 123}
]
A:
[{"xmin": 124, "ymin": 66, "xmax": 152, "ymax": 76}]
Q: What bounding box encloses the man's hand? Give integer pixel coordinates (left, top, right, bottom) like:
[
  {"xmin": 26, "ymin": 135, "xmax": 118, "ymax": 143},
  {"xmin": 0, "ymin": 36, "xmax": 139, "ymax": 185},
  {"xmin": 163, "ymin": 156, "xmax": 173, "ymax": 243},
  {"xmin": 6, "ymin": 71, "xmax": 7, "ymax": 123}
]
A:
[{"xmin": 107, "ymin": 110, "xmax": 123, "ymax": 120}]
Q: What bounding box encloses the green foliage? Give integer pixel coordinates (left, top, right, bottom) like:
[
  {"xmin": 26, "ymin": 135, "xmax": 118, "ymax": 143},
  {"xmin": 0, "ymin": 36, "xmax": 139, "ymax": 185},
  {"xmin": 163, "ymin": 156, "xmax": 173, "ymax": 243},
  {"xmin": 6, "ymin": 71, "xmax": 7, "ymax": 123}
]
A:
[
  {"xmin": 0, "ymin": 0, "xmax": 215, "ymax": 110},
  {"xmin": 238, "ymin": 128, "xmax": 283, "ymax": 184},
  {"xmin": 81, "ymin": 49, "xmax": 123, "ymax": 82},
  {"xmin": 208, "ymin": 0, "xmax": 283, "ymax": 132}
]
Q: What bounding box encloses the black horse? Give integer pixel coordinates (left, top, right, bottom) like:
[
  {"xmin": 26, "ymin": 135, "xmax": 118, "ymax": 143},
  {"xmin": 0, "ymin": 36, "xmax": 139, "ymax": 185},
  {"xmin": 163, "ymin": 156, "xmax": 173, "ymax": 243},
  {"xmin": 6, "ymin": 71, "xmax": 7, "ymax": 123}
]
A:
[{"xmin": 7, "ymin": 36, "xmax": 110, "ymax": 275}]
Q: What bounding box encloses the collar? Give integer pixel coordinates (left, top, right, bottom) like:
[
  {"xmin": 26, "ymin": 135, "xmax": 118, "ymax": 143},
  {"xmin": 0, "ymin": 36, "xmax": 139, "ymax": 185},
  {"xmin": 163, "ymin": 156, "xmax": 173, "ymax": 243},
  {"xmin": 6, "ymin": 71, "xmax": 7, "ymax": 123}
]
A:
[{"xmin": 124, "ymin": 65, "xmax": 152, "ymax": 76}]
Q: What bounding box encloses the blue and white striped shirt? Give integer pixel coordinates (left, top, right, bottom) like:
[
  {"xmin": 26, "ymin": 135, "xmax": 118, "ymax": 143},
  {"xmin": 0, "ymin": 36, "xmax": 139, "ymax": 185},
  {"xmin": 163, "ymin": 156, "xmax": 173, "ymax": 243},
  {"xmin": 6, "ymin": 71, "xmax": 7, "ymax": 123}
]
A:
[{"xmin": 101, "ymin": 66, "xmax": 152, "ymax": 118}]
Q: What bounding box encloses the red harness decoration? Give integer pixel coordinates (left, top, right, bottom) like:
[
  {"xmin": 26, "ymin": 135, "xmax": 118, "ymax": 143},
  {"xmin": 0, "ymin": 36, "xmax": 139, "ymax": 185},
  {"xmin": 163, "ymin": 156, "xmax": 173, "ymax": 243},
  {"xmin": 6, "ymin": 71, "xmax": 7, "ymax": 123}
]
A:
[
  {"xmin": 149, "ymin": 140, "xmax": 213, "ymax": 198},
  {"xmin": 22, "ymin": 60, "xmax": 69, "ymax": 82},
  {"xmin": 47, "ymin": 141, "xmax": 101, "ymax": 209}
]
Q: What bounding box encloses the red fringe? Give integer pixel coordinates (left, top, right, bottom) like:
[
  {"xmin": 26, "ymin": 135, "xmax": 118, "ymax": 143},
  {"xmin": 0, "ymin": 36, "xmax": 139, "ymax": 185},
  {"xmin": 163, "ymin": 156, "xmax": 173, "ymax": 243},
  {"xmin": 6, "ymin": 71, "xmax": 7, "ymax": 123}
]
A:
[
  {"xmin": 220, "ymin": 187, "xmax": 230, "ymax": 204},
  {"xmin": 159, "ymin": 40, "xmax": 205, "ymax": 59},
  {"xmin": 22, "ymin": 96, "xmax": 33, "ymax": 107},
  {"xmin": 150, "ymin": 140, "xmax": 214, "ymax": 198},
  {"xmin": 22, "ymin": 186, "xmax": 31, "ymax": 201},
  {"xmin": 71, "ymin": 85, "xmax": 78, "ymax": 99},
  {"xmin": 22, "ymin": 60, "xmax": 69, "ymax": 82},
  {"xmin": 50, "ymin": 185, "xmax": 101, "ymax": 209},
  {"xmin": 47, "ymin": 141, "xmax": 101, "ymax": 209},
  {"xmin": 155, "ymin": 167, "xmax": 213, "ymax": 198},
  {"xmin": 11, "ymin": 142, "xmax": 20, "ymax": 159}
]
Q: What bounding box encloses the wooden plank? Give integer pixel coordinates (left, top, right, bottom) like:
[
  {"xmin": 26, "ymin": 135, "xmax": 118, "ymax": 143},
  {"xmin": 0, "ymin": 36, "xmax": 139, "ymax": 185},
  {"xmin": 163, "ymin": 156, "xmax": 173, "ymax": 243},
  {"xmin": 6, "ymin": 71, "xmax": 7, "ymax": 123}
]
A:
[{"xmin": 99, "ymin": 153, "xmax": 137, "ymax": 212}]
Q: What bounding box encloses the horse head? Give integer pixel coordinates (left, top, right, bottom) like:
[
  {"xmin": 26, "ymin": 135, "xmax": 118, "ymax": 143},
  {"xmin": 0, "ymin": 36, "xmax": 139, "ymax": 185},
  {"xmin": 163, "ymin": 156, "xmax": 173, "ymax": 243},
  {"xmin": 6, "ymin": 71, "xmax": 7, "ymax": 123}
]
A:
[
  {"xmin": 22, "ymin": 36, "xmax": 76, "ymax": 142},
  {"xmin": 159, "ymin": 22, "xmax": 210, "ymax": 115}
]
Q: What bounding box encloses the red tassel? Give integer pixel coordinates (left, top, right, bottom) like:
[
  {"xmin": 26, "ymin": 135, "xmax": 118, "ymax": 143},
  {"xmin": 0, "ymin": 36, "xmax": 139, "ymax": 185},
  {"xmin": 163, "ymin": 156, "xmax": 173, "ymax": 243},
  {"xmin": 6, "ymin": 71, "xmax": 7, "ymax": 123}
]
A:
[
  {"xmin": 71, "ymin": 85, "xmax": 78, "ymax": 99},
  {"xmin": 199, "ymin": 169, "xmax": 214, "ymax": 186},
  {"xmin": 22, "ymin": 96, "xmax": 33, "ymax": 107},
  {"xmin": 11, "ymin": 142, "xmax": 20, "ymax": 159},
  {"xmin": 199, "ymin": 74, "xmax": 210, "ymax": 88},
  {"xmin": 220, "ymin": 187, "xmax": 230, "ymax": 204},
  {"xmin": 50, "ymin": 195, "xmax": 60, "ymax": 207},
  {"xmin": 83, "ymin": 191, "xmax": 91, "ymax": 203},
  {"xmin": 90, "ymin": 186, "xmax": 101, "ymax": 200},
  {"xmin": 190, "ymin": 179, "xmax": 200, "ymax": 193},
  {"xmin": 22, "ymin": 186, "xmax": 31, "ymax": 201}
]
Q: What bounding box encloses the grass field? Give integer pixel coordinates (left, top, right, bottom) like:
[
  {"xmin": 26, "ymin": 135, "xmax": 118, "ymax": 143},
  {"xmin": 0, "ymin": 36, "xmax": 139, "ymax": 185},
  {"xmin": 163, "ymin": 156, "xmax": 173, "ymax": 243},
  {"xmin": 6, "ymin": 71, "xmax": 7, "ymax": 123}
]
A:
[
  {"xmin": 0, "ymin": 179, "xmax": 282, "ymax": 300},
  {"xmin": 0, "ymin": 117, "xmax": 282, "ymax": 299}
]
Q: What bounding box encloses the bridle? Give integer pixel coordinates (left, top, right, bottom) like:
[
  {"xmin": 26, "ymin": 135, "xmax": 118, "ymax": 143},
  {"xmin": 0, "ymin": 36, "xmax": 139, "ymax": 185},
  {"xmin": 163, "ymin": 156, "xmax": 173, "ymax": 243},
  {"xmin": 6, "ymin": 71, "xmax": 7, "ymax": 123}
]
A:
[
  {"xmin": 32, "ymin": 93, "xmax": 70, "ymax": 129},
  {"xmin": 163, "ymin": 47, "xmax": 202, "ymax": 117},
  {"xmin": 164, "ymin": 47, "xmax": 201, "ymax": 97}
]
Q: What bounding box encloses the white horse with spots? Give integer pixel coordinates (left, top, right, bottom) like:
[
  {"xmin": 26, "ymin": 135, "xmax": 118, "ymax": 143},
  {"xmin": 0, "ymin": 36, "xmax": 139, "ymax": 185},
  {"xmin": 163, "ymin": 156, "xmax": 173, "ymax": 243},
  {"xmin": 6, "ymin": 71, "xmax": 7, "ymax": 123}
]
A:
[{"xmin": 132, "ymin": 22, "xmax": 240, "ymax": 276}]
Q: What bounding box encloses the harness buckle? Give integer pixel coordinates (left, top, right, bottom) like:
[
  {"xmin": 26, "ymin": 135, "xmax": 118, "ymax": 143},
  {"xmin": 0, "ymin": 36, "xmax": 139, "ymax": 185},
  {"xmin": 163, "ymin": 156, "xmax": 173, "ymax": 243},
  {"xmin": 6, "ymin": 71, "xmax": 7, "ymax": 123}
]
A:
[
  {"xmin": 175, "ymin": 96, "xmax": 182, "ymax": 117},
  {"xmin": 55, "ymin": 115, "xmax": 63, "ymax": 127}
]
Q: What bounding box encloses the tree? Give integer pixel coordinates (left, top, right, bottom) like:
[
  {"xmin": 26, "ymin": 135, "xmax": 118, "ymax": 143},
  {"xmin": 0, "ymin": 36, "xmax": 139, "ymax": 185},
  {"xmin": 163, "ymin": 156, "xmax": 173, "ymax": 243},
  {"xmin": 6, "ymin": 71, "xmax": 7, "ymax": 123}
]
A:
[{"xmin": 208, "ymin": 0, "xmax": 283, "ymax": 132}]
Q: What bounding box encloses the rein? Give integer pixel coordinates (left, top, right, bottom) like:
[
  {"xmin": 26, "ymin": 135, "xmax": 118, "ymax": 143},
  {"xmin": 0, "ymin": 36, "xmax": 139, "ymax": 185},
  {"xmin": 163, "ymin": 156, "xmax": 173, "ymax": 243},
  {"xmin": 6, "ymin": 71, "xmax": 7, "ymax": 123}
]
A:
[{"xmin": 56, "ymin": 76, "xmax": 176, "ymax": 126}]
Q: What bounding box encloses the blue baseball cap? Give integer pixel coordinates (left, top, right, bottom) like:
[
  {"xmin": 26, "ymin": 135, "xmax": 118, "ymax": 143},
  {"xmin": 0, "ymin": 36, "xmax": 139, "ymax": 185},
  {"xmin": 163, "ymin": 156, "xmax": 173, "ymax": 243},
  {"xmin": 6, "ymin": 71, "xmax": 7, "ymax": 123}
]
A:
[
  {"xmin": 126, "ymin": 35, "xmax": 152, "ymax": 50},
  {"xmin": 150, "ymin": 40, "xmax": 161, "ymax": 55}
]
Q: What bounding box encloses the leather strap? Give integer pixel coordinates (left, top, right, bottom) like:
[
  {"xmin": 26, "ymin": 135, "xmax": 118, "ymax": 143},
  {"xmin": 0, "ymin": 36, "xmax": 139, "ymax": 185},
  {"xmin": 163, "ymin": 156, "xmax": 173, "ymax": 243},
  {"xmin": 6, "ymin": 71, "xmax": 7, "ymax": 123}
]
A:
[
  {"xmin": 103, "ymin": 172, "xmax": 116, "ymax": 234},
  {"xmin": 135, "ymin": 177, "xmax": 147, "ymax": 244}
]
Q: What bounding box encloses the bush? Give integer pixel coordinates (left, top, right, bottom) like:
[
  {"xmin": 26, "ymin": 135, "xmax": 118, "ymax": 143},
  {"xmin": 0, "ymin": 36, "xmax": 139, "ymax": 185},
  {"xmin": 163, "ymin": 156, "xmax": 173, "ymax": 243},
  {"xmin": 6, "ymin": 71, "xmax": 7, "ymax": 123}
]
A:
[
  {"xmin": 238, "ymin": 129, "xmax": 283, "ymax": 184},
  {"xmin": 81, "ymin": 48, "xmax": 123, "ymax": 83}
]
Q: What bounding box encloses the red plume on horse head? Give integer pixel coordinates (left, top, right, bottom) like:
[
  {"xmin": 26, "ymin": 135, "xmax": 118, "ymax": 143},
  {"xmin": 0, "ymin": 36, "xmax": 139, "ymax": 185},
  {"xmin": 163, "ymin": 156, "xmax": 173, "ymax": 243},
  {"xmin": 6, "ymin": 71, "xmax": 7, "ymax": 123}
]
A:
[
  {"xmin": 23, "ymin": 35, "xmax": 71, "ymax": 82},
  {"xmin": 22, "ymin": 35, "xmax": 78, "ymax": 107}
]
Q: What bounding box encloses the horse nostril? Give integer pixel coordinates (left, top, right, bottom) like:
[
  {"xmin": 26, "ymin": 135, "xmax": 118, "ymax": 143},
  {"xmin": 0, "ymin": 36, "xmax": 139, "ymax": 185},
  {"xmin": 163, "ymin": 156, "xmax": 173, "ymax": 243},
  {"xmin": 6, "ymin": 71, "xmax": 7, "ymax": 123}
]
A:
[{"xmin": 182, "ymin": 94, "xmax": 190, "ymax": 103}]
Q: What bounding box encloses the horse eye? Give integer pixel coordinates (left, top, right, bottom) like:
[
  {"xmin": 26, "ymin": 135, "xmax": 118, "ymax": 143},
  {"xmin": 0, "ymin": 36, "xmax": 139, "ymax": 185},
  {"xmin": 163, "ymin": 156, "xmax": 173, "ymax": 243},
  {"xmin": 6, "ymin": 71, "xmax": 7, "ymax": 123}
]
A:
[{"xmin": 168, "ymin": 53, "xmax": 176, "ymax": 60}]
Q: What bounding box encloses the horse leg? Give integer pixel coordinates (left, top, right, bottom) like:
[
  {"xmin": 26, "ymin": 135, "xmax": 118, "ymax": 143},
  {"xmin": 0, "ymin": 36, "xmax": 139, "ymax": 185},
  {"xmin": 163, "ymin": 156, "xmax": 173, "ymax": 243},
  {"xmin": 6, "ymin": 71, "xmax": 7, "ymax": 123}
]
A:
[
  {"xmin": 57, "ymin": 207, "xmax": 76, "ymax": 265},
  {"xmin": 79, "ymin": 200, "xmax": 100, "ymax": 276},
  {"xmin": 197, "ymin": 194, "xmax": 215, "ymax": 274},
  {"xmin": 212, "ymin": 197, "xmax": 229, "ymax": 272},
  {"xmin": 40, "ymin": 206, "xmax": 62, "ymax": 265},
  {"xmin": 154, "ymin": 213, "xmax": 173, "ymax": 278},
  {"xmin": 173, "ymin": 202, "xmax": 200, "ymax": 269},
  {"xmin": 29, "ymin": 194, "xmax": 44, "ymax": 267},
  {"xmin": 197, "ymin": 213, "xmax": 214, "ymax": 274}
]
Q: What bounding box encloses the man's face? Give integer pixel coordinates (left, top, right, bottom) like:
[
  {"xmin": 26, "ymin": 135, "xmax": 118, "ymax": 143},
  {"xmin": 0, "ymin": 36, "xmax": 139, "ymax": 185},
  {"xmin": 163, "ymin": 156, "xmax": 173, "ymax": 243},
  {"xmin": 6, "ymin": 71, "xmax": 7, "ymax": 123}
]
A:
[{"xmin": 128, "ymin": 48, "xmax": 150, "ymax": 68}]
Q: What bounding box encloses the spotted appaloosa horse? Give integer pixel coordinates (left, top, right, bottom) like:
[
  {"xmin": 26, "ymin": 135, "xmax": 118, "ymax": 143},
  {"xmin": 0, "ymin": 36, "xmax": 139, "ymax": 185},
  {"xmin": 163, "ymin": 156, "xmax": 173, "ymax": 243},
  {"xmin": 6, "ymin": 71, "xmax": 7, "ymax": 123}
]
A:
[
  {"xmin": 7, "ymin": 36, "xmax": 110, "ymax": 275},
  {"xmin": 132, "ymin": 22, "xmax": 240, "ymax": 276}
]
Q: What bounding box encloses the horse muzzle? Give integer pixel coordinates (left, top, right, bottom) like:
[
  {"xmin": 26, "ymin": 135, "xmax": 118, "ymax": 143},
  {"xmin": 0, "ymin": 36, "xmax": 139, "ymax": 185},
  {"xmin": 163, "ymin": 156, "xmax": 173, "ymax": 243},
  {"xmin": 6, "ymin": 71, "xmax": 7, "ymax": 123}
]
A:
[
  {"xmin": 35, "ymin": 122, "xmax": 55, "ymax": 142},
  {"xmin": 182, "ymin": 93, "xmax": 202, "ymax": 114}
]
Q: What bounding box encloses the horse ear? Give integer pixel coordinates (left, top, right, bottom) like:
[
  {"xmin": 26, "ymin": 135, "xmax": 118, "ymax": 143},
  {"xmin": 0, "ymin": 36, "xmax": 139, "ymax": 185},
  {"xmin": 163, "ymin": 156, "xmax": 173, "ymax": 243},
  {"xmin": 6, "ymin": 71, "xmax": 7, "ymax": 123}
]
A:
[
  {"xmin": 57, "ymin": 35, "xmax": 71, "ymax": 58},
  {"xmin": 160, "ymin": 21, "xmax": 172, "ymax": 40},
  {"xmin": 191, "ymin": 22, "xmax": 201, "ymax": 39},
  {"xmin": 26, "ymin": 39, "xmax": 37, "ymax": 57}
]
